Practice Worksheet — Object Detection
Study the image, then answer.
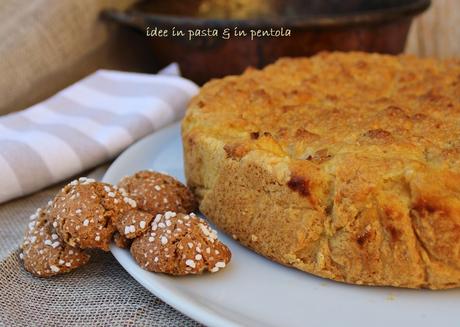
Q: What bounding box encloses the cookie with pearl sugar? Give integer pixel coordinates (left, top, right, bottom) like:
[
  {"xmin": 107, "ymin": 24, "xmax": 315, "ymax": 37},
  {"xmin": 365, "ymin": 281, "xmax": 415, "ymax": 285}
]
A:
[
  {"xmin": 118, "ymin": 170, "xmax": 197, "ymax": 216},
  {"xmin": 49, "ymin": 177, "xmax": 137, "ymax": 251},
  {"xmin": 20, "ymin": 205, "xmax": 90, "ymax": 277},
  {"xmin": 130, "ymin": 212, "xmax": 231, "ymax": 275},
  {"xmin": 115, "ymin": 209, "xmax": 154, "ymax": 239},
  {"xmin": 113, "ymin": 231, "xmax": 132, "ymax": 249}
]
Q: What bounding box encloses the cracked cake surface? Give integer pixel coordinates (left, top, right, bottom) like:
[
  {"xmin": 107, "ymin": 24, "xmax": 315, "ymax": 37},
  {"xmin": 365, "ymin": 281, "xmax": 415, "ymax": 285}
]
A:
[{"xmin": 182, "ymin": 52, "xmax": 460, "ymax": 289}]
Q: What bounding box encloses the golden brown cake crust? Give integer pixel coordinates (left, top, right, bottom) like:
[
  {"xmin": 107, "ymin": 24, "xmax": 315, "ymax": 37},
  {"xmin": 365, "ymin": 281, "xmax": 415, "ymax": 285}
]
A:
[{"xmin": 182, "ymin": 52, "xmax": 460, "ymax": 289}]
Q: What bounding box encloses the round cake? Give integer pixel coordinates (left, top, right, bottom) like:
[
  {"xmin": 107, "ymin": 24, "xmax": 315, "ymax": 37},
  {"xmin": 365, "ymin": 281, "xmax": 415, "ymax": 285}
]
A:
[{"xmin": 181, "ymin": 52, "xmax": 460, "ymax": 289}]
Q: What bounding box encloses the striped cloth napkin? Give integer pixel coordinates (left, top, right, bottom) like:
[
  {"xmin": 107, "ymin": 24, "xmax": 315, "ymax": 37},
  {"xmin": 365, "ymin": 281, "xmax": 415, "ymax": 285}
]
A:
[{"xmin": 0, "ymin": 65, "xmax": 199, "ymax": 204}]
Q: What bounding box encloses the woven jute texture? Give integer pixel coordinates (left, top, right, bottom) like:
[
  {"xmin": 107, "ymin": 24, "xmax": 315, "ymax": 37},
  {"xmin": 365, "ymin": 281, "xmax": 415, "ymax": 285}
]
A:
[{"xmin": 0, "ymin": 166, "xmax": 200, "ymax": 326}]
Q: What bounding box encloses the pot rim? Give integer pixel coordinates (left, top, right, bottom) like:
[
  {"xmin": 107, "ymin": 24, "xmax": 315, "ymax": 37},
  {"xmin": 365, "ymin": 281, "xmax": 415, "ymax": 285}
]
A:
[{"xmin": 114, "ymin": 0, "xmax": 430, "ymax": 29}]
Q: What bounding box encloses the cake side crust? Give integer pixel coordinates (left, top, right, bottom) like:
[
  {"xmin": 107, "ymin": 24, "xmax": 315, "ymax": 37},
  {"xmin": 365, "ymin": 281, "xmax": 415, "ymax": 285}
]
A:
[
  {"xmin": 182, "ymin": 130, "xmax": 460, "ymax": 289},
  {"xmin": 181, "ymin": 52, "xmax": 460, "ymax": 289}
]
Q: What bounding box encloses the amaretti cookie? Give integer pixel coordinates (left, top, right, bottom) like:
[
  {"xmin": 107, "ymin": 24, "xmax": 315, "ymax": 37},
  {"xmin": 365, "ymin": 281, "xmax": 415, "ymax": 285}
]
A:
[
  {"xmin": 118, "ymin": 171, "xmax": 197, "ymax": 215},
  {"xmin": 131, "ymin": 212, "xmax": 231, "ymax": 275},
  {"xmin": 20, "ymin": 205, "xmax": 90, "ymax": 277},
  {"xmin": 49, "ymin": 177, "xmax": 137, "ymax": 251},
  {"xmin": 115, "ymin": 209, "xmax": 154, "ymax": 239},
  {"xmin": 113, "ymin": 232, "xmax": 132, "ymax": 249}
]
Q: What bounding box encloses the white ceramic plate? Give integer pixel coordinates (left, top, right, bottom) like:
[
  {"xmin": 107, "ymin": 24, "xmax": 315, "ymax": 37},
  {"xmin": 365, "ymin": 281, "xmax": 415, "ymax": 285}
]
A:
[{"xmin": 104, "ymin": 122, "xmax": 460, "ymax": 327}]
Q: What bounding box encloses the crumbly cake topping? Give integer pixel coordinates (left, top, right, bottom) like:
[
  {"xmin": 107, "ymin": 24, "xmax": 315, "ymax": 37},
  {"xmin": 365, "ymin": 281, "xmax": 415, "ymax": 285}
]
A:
[{"xmin": 184, "ymin": 52, "xmax": 460, "ymax": 172}]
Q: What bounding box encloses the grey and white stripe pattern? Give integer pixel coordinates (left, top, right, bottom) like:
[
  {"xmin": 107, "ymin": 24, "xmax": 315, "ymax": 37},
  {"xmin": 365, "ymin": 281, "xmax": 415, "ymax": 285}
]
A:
[{"xmin": 0, "ymin": 67, "xmax": 198, "ymax": 204}]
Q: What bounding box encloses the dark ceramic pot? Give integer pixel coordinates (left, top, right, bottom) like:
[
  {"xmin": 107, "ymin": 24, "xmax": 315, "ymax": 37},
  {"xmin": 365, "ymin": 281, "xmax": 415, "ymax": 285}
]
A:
[{"xmin": 103, "ymin": 0, "xmax": 430, "ymax": 84}]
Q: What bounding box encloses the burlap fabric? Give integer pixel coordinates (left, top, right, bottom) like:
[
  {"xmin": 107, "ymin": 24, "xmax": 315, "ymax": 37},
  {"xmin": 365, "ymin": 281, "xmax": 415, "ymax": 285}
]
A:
[{"xmin": 0, "ymin": 166, "xmax": 200, "ymax": 326}]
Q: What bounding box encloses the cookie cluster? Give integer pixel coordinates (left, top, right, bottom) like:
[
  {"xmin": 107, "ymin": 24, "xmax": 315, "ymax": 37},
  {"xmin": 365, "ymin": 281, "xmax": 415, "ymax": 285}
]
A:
[{"xmin": 20, "ymin": 171, "xmax": 231, "ymax": 277}]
